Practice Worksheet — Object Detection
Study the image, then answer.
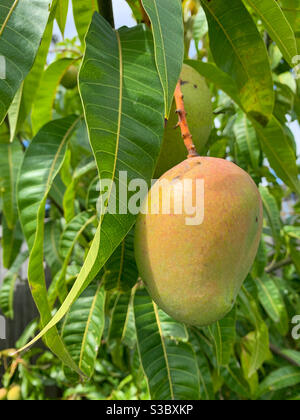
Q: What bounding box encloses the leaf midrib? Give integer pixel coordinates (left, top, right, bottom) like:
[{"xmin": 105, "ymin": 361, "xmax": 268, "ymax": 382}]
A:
[{"xmin": 0, "ymin": 0, "xmax": 19, "ymax": 37}]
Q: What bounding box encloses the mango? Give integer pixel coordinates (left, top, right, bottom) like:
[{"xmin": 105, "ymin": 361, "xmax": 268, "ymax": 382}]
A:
[
  {"xmin": 7, "ymin": 385, "xmax": 21, "ymax": 401},
  {"xmin": 61, "ymin": 65, "xmax": 78, "ymax": 90},
  {"xmin": 154, "ymin": 64, "xmax": 212, "ymax": 178},
  {"xmin": 0, "ymin": 388, "xmax": 7, "ymax": 401},
  {"xmin": 135, "ymin": 157, "xmax": 263, "ymax": 326}
]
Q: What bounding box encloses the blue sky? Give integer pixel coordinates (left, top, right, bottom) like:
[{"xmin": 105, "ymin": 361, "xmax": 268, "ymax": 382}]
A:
[{"xmin": 54, "ymin": 0, "xmax": 300, "ymax": 156}]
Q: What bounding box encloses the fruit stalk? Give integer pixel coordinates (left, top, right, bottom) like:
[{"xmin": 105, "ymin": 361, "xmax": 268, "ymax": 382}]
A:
[
  {"xmin": 98, "ymin": 0, "xmax": 115, "ymax": 28},
  {"xmin": 174, "ymin": 79, "xmax": 199, "ymax": 158}
]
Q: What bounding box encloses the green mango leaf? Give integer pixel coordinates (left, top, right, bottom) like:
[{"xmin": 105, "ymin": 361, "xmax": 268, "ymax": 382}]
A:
[
  {"xmin": 233, "ymin": 110, "xmax": 260, "ymax": 171},
  {"xmin": 259, "ymin": 186, "xmax": 282, "ymax": 253},
  {"xmin": 141, "ymin": 0, "xmax": 184, "ymax": 117},
  {"xmin": 108, "ymin": 292, "xmax": 132, "ymax": 343},
  {"xmin": 279, "ymin": 0, "xmax": 300, "ymax": 53},
  {"xmin": 56, "ymin": 0, "xmax": 69, "ymax": 37},
  {"xmin": 53, "ymin": 211, "xmax": 96, "ymax": 303},
  {"xmin": 72, "ymin": 0, "xmax": 98, "ymax": 43},
  {"xmin": 17, "ymin": 115, "xmax": 83, "ymax": 374},
  {"xmin": 239, "ymin": 287, "xmax": 270, "ymax": 376},
  {"xmin": 201, "ymin": 0, "xmax": 274, "ymax": 124},
  {"xmin": 61, "ymin": 280, "xmax": 105, "ymax": 378},
  {"xmin": 0, "ymin": 0, "xmax": 51, "ymax": 123},
  {"xmin": 21, "ymin": 10, "xmax": 56, "ymax": 122},
  {"xmin": 220, "ymin": 363, "xmax": 250, "ymax": 399},
  {"xmin": 44, "ymin": 220, "xmax": 63, "ymax": 278},
  {"xmin": 284, "ymin": 225, "xmax": 300, "ymax": 240},
  {"xmin": 190, "ymin": 331, "xmax": 215, "ymax": 400},
  {"xmin": 258, "ymin": 367, "xmax": 300, "ymax": 396},
  {"xmin": 32, "ymin": 57, "xmax": 77, "ymax": 134},
  {"xmin": 104, "ymin": 230, "xmax": 139, "ymax": 293},
  {"xmin": 0, "ymin": 251, "xmax": 28, "ymax": 319},
  {"xmin": 254, "ymin": 117, "xmax": 300, "ymax": 195},
  {"xmin": 134, "ymin": 289, "xmax": 200, "ymax": 400},
  {"xmin": 193, "ymin": 7, "xmax": 208, "ymax": 49},
  {"xmin": 0, "ymin": 140, "xmax": 23, "ymax": 229},
  {"xmin": 244, "ymin": 0, "xmax": 297, "ymax": 67},
  {"xmin": 1, "ymin": 217, "xmax": 23, "ymax": 269},
  {"xmin": 8, "ymin": 83, "xmax": 23, "ymax": 142},
  {"xmin": 256, "ymin": 273, "xmax": 288, "ymax": 335},
  {"xmin": 16, "ymin": 15, "xmax": 164, "ymax": 354},
  {"xmin": 207, "ymin": 307, "xmax": 236, "ymax": 368},
  {"xmin": 62, "ymin": 157, "xmax": 96, "ymax": 223}
]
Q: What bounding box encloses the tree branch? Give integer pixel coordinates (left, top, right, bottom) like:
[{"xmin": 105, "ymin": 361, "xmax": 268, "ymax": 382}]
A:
[
  {"xmin": 98, "ymin": 0, "xmax": 115, "ymax": 28},
  {"xmin": 265, "ymin": 257, "xmax": 292, "ymax": 274},
  {"xmin": 174, "ymin": 80, "xmax": 199, "ymax": 158},
  {"xmin": 269, "ymin": 343, "xmax": 300, "ymax": 367}
]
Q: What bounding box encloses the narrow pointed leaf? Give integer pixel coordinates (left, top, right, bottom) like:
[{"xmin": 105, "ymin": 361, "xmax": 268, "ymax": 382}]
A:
[
  {"xmin": 61, "ymin": 280, "xmax": 105, "ymax": 378},
  {"xmin": 21, "ymin": 12, "xmax": 55, "ymax": 121},
  {"xmin": 0, "ymin": 140, "xmax": 23, "ymax": 229},
  {"xmin": 8, "ymin": 83, "xmax": 23, "ymax": 142},
  {"xmin": 104, "ymin": 230, "xmax": 138, "ymax": 293},
  {"xmin": 254, "ymin": 117, "xmax": 300, "ymax": 195},
  {"xmin": 108, "ymin": 292, "xmax": 132, "ymax": 342},
  {"xmin": 233, "ymin": 110, "xmax": 260, "ymax": 171},
  {"xmin": 201, "ymin": 0, "xmax": 274, "ymax": 124},
  {"xmin": 207, "ymin": 307, "xmax": 236, "ymax": 368},
  {"xmin": 244, "ymin": 0, "xmax": 297, "ymax": 67},
  {"xmin": 258, "ymin": 367, "xmax": 300, "ymax": 396},
  {"xmin": 56, "ymin": 0, "xmax": 69, "ymax": 36},
  {"xmin": 0, "ymin": 0, "xmax": 51, "ymax": 123},
  {"xmin": 0, "ymin": 251, "xmax": 28, "ymax": 319},
  {"xmin": 32, "ymin": 58, "xmax": 77, "ymax": 134},
  {"xmin": 72, "ymin": 0, "xmax": 98, "ymax": 43},
  {"xmin": 141, "ymin": 0, "xmax": 184, "ymax": 116},
  {"xmin": 256, "ymin": 274, "xmax": 288, "ymax": 335},
  {"xmin": 17, "ymin": 116, "xmax": 82, "ymax": 374}
]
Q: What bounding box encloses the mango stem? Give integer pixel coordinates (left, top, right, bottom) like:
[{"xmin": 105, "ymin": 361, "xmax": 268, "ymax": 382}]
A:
[{"xmin": 174, "ymin": 79, "xmax": 199, "ymax": 158}]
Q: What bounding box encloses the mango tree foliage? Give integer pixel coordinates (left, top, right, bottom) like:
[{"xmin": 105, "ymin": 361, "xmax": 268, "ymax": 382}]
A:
[{"xmin": 0, "ymin": 0, "xmax": 299, "ymax": 400}]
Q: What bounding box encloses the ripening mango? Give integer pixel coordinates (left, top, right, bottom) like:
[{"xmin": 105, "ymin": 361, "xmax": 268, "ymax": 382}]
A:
[{"xmin": 135, "ymin": 157, "xmax": 263, "ymax": 326}]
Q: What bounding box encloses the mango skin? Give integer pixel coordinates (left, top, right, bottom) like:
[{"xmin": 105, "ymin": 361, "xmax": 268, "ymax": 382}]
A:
[
  {"xmin": 135, "ymin": 157, "xmax": 263, "ymax": 326},
  {"xmin": 154, "ymin": 64, "xmax": 212, "ymax": 178},
  {"xmin": 7, "ymin": 385, "xmax": 21, "ymax": 401}
]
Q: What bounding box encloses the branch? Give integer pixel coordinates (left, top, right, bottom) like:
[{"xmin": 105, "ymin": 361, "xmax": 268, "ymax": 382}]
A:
[
  {"xmin": 98, "ymin": 0, "xmax": 115, "ymax": 28},
  {"xmin": 265, "ymin": 257, "xmax": 292, "ymax": 274},
  {"xmin": 269, "ymin": 343, "xmax": 300, "ymax": 367},
  {"xmin": 174, "ymin": 80, "xmax": 199, "ymax": 158}
]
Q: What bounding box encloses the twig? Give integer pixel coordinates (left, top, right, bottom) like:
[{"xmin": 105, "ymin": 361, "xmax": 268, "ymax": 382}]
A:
[
  {"xmin": 138, "ymin": 0, "xmax": 151, "ymax": 27},
  {"xmin": 98, "ymin": 0, "xmax": 115, "ymax": 28},
  {"xmin": 174, "ymin": 80, "xmax": 199, "ymax": 158},
  {"xmin": 265, "ymin": 257, "xmax": 292, "ymax": 273},
  {"xmin": 269, "ymin": 343, "xmax": 300, "ymax": 367}
]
